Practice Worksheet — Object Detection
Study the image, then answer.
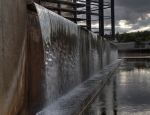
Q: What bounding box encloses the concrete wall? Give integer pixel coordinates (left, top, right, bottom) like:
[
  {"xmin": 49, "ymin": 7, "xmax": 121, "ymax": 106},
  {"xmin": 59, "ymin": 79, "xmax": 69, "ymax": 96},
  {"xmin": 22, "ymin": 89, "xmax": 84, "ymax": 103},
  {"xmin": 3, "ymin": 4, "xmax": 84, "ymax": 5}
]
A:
[
  {"xmin": 0, "ymin": 1, "xmax": 45, "ymax": 114},
  {"xmin": 27, "ymin": 12, "xmax": 45, "ymax": 115},
  {"xmin": 0, "ymin": 1, "xmax": 118, "ymax": 115},
  {"xmin": 0, "ymin": 0, "xmax": 27, "ymax": 115},
  {"xmin": 35, "ymin": 3, "xmax": 118, "ymax": 110}
]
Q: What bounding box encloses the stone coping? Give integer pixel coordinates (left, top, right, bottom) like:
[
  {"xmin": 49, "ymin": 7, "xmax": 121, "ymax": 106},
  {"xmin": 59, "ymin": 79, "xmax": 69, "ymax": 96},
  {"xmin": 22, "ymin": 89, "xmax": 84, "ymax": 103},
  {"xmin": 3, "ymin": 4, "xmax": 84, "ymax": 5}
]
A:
[{"xmin": 36, "ymin": 59, "xmax": 121, "ymax": 115}]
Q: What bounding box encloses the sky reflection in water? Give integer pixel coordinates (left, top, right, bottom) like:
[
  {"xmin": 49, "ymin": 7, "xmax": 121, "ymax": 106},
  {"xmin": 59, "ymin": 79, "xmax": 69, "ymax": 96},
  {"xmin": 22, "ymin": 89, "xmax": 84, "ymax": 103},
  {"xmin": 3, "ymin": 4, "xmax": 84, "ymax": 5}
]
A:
[{"xmin": 84, "ymin": 59, "xmax": 150, "ymax": 115}]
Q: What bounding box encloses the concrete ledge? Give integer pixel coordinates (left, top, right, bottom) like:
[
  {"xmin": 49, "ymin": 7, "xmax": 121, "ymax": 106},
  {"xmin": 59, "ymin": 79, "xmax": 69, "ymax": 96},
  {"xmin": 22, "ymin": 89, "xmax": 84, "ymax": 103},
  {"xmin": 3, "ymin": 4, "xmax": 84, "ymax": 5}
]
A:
[
  {"xmin": 36, "ymin": 59, "xmax": 121, "ymax": 115},
  {"xmin": 120, "ymin": 56, "xmax": 150, "ymax": 59}
]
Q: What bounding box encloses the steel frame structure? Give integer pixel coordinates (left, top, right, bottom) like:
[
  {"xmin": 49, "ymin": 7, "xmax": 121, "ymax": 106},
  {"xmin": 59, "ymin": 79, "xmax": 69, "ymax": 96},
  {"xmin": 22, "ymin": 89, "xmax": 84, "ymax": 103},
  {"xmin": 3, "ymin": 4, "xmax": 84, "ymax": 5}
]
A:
[{"xmin": 34, "ymin": 0, "xmax": 115, "ymax": 40}]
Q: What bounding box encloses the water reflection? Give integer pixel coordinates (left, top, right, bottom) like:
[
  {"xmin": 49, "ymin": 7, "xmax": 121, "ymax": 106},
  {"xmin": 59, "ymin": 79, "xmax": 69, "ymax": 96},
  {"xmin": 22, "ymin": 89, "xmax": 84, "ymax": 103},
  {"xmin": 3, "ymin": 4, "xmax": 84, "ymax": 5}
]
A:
[{"xmin": 84, "ymin": 59, "xmax": 150, "ymax": 115}]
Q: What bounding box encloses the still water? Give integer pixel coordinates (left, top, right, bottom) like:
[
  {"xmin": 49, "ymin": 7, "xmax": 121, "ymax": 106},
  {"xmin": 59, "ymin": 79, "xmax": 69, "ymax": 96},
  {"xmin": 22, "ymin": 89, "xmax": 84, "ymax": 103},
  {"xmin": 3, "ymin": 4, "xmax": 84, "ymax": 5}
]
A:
[{"xmin": 84, "ymin": 59, "xmax": 150, "ymax": 115}]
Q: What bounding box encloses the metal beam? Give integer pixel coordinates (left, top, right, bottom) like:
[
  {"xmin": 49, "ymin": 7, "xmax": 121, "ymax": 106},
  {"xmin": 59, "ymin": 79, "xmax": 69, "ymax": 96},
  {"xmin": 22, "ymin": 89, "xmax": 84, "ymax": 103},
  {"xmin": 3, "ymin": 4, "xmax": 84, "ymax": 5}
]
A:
[
  {"xmin": 39, "ymin": 0, "xmax": 115, "ymax": 39},
  {"xmin": 41, "ymin": 0, "xmax": 86, "ymax": 7},
  {"xmin": 44, "ymin": 6, "xmax": 99, "ymax": 15}
]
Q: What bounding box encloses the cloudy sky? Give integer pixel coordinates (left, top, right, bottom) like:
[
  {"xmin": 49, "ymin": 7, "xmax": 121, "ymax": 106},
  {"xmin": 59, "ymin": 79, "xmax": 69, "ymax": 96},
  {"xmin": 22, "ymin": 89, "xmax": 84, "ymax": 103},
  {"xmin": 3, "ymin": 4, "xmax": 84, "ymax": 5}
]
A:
[
  {"xmin": 113, "ymin": 0, "xmax": 150, "ymax": 33},
  {"xmin": 77, "ymin": 0, "xmax": 150, "ymax": 34}
]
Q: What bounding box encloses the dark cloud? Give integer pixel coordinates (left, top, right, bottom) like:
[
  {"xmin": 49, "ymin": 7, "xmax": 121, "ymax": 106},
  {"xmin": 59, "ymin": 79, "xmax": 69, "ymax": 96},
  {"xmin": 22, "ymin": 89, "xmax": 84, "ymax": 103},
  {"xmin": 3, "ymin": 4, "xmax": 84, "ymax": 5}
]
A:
[
  {"xmin": 116, "ymin": 0, "xmax": 150, "ymax": 13},
  {"xmin": 115, "ymin": 0, "xmax": 150, "ymax": 33},
  {"xmin": 78, "ymin": 0, "xmax": 150, "ymax": 34}
]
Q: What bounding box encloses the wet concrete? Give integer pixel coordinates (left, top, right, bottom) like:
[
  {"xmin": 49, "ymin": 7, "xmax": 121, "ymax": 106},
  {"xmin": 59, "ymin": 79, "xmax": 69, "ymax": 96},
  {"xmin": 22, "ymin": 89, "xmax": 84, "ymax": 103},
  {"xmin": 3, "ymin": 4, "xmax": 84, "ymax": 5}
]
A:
[
  {"xmin": 0, "ymin": 1, "xmax": 118, "ymax": 115},
  {"xmin": 84, "ymin": 59, "xmax": 150, "ymax": 115},
  {"xmin": 36, "ymin": 59, "xmax": 121, "ymax": 115},
  {"xmin": 27, "ymin": 12, "xmax": 45, "ymax": 115},
  {"xmin": 35, "ymin": 4, "xmax": 118, "ymax": 110}
]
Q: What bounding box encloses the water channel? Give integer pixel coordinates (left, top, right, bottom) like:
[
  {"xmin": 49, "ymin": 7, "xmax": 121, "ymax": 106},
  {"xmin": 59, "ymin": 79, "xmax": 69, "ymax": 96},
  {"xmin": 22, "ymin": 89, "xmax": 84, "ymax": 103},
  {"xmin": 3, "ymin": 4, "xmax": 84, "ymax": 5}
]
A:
[{"xmin": 84, "ymin": 59, "xmax": 150, "ymax": 115}]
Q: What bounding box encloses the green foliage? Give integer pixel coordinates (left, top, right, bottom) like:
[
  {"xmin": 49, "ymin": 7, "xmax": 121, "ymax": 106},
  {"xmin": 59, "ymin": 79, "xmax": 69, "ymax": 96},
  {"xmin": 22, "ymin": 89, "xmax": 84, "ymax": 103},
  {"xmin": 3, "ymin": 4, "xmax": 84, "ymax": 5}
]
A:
[
  {"xmin": 116, "ymin": 31, "xmax": 150, "ymax": 42},
  {"xmin": 146, "ymin": 36, "xmax": 150, "ymax": 41}
]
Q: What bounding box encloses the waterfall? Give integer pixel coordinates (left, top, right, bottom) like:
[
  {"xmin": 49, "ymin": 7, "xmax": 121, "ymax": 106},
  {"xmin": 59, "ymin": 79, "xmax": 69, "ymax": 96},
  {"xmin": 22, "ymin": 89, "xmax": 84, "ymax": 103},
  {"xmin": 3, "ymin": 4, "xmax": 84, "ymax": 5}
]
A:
[
  {"xmin": 35, "ymin": 3, "xmax": 81, "ymax": 106},
  {"xmin": 34, "ymin": 3, "xmax": 118, "ymax": 114}
]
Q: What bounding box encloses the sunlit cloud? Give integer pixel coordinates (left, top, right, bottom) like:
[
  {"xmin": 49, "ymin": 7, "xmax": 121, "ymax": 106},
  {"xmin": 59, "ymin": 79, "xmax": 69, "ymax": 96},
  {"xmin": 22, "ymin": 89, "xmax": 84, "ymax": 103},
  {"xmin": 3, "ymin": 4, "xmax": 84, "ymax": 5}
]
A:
[
  {"xmin": 116, "ymin": 20, "xmax": 132, "ymax": 29},
  {"xmin": 115, "ymin": 0, "xmax": 150, "ymax": 33},
  {"xmin": 91, "ymin": 23, "xmax": 99, "ymax": 28},
  {"xmin": 128, "ymin": 26, "xmax": 150, "ymax": 33},
  {"xmin": 105, "ymin": 24, "xmax": 111, "ymax": 28},
  {"xmin": 138, "ymin": 18, "xmax": 142, "ymax": 21},
  {"xmin": 147, "ymin": 13, "xmax": 150, "ymax": 17}
]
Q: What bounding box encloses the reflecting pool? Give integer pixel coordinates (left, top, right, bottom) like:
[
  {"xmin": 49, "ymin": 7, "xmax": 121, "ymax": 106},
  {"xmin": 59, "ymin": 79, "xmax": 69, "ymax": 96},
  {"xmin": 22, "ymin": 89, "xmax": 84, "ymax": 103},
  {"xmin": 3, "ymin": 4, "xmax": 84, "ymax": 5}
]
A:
[{"xmin": 84, "ymin": 59, "xmax": 150, "ymax": 115}]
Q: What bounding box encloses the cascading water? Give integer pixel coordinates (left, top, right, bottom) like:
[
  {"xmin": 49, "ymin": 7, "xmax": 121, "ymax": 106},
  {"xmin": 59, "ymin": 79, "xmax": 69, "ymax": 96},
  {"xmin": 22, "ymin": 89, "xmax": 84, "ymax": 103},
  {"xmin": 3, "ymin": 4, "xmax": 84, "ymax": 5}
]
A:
[
  {"xmin": 35, "ymin": 3, "xmax": 81, "ymax": 105},
  {"xmin": 34, "ymin": 3, "xmax": 118, "ymax": 114}
]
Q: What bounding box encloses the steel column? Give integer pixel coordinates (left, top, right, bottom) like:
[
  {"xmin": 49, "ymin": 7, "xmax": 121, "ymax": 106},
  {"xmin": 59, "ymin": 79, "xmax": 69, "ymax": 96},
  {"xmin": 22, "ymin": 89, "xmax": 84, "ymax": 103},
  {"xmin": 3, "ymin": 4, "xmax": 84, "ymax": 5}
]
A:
[
  {"xmin": 73, "ymin": 0, "xmax": 77, "ymax": 23},
  {"xmin": 99, "ymin": 0, "xmax": 104, "ymax": 37},
  {"xmin": 86, "ymin": 0, "xmax": 91, "ymax": 31},
  {"xmin": 111, "ymin": 0, "xmax": 115, "ymax": 40},
  {"xmin": 57, "ymin": 1, "xmax": 61, "ymax": 15}
]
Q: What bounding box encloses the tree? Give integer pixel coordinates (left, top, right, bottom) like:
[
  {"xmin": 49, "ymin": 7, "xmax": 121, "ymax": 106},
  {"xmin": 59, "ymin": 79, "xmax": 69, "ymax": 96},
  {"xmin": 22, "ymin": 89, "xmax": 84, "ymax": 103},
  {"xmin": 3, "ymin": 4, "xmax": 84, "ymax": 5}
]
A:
[
  {"xmin": 146, "ymin": 36, "xmax": 150, "ymax": 41},
  {"xmin": 116, "ymin": 31, "xmax": 120, "ymax": 42},
  {"xmin": 117, "ymin": 30, "xmax": 150, "ymax": 42}
]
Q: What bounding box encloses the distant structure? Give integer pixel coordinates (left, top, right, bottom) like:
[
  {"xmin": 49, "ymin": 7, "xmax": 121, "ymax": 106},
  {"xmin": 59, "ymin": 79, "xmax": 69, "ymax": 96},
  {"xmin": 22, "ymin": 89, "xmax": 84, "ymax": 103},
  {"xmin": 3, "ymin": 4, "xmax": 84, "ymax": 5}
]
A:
[
  {"xmin": 117, "ymin": 41, "xmax": 150, "ymax": 51},
  {"xmin": 117, "ymin": 41, "xmax": 150, "ymax": 57},
  {"xmin": 33, "ymin": 0, "xmax": 115, "ymax": 40}
]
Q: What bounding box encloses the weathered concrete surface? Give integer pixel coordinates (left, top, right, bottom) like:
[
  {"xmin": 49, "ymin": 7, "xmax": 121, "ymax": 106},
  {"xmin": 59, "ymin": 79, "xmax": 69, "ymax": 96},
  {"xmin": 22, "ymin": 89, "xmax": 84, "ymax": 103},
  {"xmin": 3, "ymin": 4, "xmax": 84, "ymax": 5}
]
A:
[
  {"xmin": 0, "ymin": 0, "xmax": 27, "ymax": 115},
  {"xmin": 0, "ymin": 1, "xmax": 118, "ymax": 115},
  {"xmin": 27, "ymin": 12, "xmax": 45, "ymax": 115},
  {"xmin": 0, "ymin": 1, "xmax": 45, "ymax": 114}
]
